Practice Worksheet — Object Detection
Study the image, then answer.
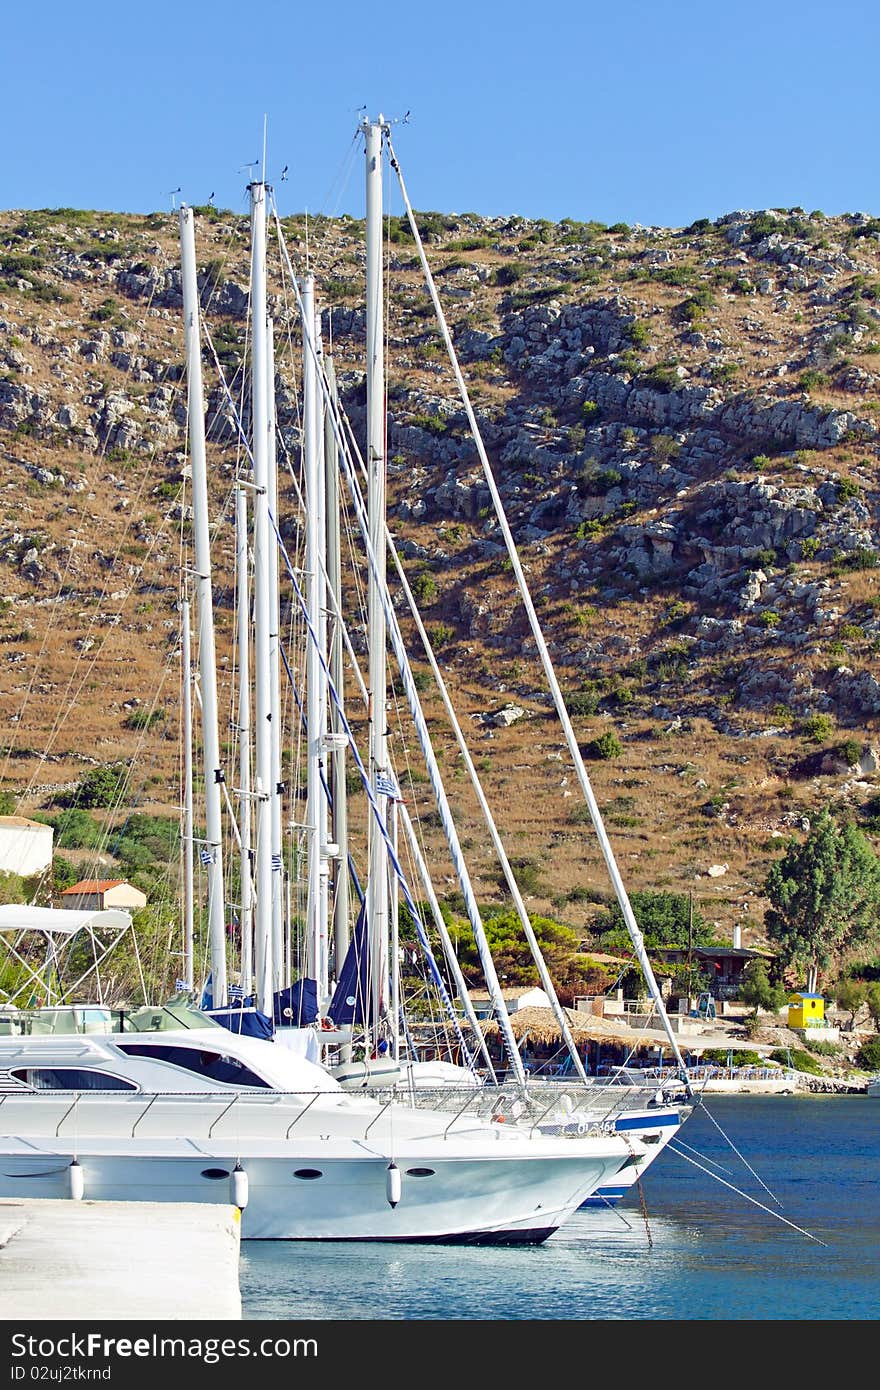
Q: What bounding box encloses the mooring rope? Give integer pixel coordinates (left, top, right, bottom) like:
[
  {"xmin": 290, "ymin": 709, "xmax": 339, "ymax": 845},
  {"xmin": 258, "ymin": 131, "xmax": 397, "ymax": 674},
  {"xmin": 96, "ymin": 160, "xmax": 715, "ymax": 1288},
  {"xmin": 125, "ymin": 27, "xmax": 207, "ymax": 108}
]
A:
[{"xmin": 667, "ymin": 1142, "xmax": 826, "ymax": 1245}]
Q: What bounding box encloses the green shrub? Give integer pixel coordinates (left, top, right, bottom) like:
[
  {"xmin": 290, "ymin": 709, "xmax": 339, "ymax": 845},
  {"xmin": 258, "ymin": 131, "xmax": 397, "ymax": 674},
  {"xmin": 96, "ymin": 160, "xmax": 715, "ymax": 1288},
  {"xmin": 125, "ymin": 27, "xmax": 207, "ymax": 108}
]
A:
[
  {"xmin": 491, "ymin": 263, "xmax": 525, "ymax": 287},
  {"xmin": 856, "ymin": 1036, "xmax": 880, "ymax": 1070},
  {"xmin": 124, "ymin": 708, "xmax": 165, "ymax": 732},
  {"xmin": 839, "ymin": 739, "xmax": 862, "ymax": 766},
  {"xmin": 740, "ymin": 959, "xmax": 788, "ymax": 1014},
  {"xmin": 710, "ymin": 363, "xmax": 739, "ymax": 385},
  {"xmin": 798, "ymin": 369, "xmax": 828, "ymax": 391},
  {"xmin": 35, "ymin": 807, "xmax": 104, "ymax": 849},
  {"xmin": 842, "ymin": 547, "xmax": 878, "ymax": 571},
  {"xmin": 51, "ymin": 855, "xmax": 78, "ymax": 891},
  {"xmin": 769, "ymin": 1047, "xmax": 824, "ymax": 1075},
  {"xmin": 799, "ymin": 713, "xmax": 834, "ymax": 744},
  {"xmin": 409, "ymin": 412, "xmax": 447, "ymax": 436},
  {"xmin": 566, "ymin": 690, "xmax": 600, "ymax": 717},
  {"xmin": 641, "ymin": 365, "xmax": 681, "ymax": 393},
  {"xmin": 650, "ymin": 433, "xmax": 681, "ymax": 464},
  {"xmin": 578, "ymin": 465, "xmax": 621, "ymax": 496},
  {"xmin": 0, "ymin": 870, "xmax": 28, "ymax": 906},
  {"xmin": 802, "ymin": 1038, "xmax": 842, "ymax": 1057},
  {"xmin": 701, "ymin": 1048, "xmax": 766, "ymax": 1067},
  {"xmin": 430, "ymin": 623, "xmax": 455, "ymax": 648},
  {"xmin": 678, "ymin": 288, "xmax": 716, "ymax": 322},
  {"xmin": 590, "ymin": 731, "xmax": 623, "ymax": 760},
  {"xmin": 67, "ymin": 764, "xmax": 129, "ymax": 809},
  {"xmin": 660, "ymin": 600, "xmax": 689, "ymax": 627},
  {"xmin": 411, "ymin": 571, "xmax": 438, "ymax": 605},
  {"xmin": 614, "ymin": 350, "xmax": 643, "ymax": 376}
]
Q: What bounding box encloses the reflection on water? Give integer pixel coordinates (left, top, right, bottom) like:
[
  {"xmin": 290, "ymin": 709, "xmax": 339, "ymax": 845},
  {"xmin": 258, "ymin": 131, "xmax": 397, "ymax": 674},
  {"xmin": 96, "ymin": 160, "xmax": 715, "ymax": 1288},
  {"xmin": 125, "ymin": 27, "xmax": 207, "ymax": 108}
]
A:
[{"xmin": 239, "ymin": 1097, "xmax": 880, "ymax": 1321}]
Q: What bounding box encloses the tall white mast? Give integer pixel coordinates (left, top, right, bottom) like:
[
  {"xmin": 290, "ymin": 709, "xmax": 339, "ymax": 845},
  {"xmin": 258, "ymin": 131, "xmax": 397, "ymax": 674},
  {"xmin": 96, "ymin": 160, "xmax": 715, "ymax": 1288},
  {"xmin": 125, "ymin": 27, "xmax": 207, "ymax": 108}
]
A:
[
  {"xmin": 181, "ymin": 598, "xmax": 194, "ymax": 991},
  {"xmin": 178, "ymin": 205, "xmax": 227, "ymax": 1008},
  {"xmin": 302, "ymin": 275, "xmax": 330, "ymax": 1002},
  {"xmin": 235, "ymin": 486, "xmax": 254, "ymax": 997},
  {"xmin": 362, "ymin": 115, "xmax": 390, "ymax": 1039},
  {"xmin": 266, "ymin": 320, "xmax": 285, "ymax": 990},
  {"xmin": 324, "ymin": 355, "xmax": 350, "ymax": 985},
  {"xmin": 249, "ymin": 179, "xmax": 274, "ymax": 1014}
]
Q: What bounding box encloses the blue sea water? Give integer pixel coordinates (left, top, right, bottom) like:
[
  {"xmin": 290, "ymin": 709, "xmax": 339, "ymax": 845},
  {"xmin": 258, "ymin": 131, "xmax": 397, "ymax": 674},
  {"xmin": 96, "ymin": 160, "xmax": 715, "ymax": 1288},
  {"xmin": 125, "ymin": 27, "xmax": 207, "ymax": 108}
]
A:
[{"xmin": 238, "ymin": 1095, "xmax": 880, "ymax": 1321}]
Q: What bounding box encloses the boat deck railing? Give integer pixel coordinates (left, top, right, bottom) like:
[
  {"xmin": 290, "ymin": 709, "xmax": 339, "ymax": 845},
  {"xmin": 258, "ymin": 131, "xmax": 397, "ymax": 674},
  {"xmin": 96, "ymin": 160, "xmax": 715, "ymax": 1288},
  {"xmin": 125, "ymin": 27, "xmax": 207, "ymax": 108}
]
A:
[{"xmin": 0, "ymin": 1085, "xmax": 627, "ymax": 1143}]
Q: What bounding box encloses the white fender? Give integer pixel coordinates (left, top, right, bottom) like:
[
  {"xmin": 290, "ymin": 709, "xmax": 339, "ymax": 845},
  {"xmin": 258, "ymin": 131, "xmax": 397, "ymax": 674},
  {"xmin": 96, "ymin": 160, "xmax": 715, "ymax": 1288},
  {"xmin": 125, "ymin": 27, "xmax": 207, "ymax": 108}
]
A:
[
  {"xmin": 386, "ymin": 1161, "xmax": 401, "ymax": 1209},
  {"xmin": 68, "ymin": 1159, "xmax": 84, "ymax": 1201},
  {"xmin": 231, "ymin": 1162, "xmax": 249, "ymax": 1210}
]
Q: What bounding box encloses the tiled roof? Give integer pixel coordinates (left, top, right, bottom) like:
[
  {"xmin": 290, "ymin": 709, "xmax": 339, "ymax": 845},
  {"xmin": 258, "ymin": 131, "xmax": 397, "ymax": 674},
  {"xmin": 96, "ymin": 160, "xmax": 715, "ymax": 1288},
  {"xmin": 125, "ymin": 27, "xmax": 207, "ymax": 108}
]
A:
[{"xmin": 61, "ymin": 880, "xmax": 125, "ymax": 894}]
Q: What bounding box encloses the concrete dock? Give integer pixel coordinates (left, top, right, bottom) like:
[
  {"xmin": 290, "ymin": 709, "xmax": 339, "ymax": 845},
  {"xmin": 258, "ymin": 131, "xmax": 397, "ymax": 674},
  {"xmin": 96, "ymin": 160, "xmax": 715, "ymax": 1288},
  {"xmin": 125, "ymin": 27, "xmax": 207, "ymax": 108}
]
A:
[{"xmin": 0, "ymin": 1199, "xmax": 241, "ymax": 1320}]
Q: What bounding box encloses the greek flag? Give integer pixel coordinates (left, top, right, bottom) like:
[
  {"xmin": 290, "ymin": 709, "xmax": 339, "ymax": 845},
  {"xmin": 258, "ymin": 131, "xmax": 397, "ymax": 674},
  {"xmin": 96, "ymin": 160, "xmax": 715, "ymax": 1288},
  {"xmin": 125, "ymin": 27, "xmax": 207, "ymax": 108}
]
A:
[
  {"xmin": 228, "ymin": 984, "xmax": 244, "ymax": 1001},
  {"xmin": 199, "ymin": 847, "xmax": 216, "ymax": 866},
  {"xmin": 271, "ymin": 853, "xmax": 283, "ymax": 872},
  {"xmin": 174, "ymin": 979, "xmax": 189, "ymax": 993},
  {"xmin": 376, "ymin": 769, "xmax": 399, "ymax": 799}
]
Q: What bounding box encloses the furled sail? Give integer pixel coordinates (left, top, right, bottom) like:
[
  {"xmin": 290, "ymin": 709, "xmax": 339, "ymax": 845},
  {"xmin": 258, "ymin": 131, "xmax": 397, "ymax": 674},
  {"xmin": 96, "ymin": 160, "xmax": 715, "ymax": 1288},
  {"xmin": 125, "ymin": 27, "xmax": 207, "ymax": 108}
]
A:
[{"xmin": 327, "ymin": 900, "xmax": 374, "ymax": 1026}]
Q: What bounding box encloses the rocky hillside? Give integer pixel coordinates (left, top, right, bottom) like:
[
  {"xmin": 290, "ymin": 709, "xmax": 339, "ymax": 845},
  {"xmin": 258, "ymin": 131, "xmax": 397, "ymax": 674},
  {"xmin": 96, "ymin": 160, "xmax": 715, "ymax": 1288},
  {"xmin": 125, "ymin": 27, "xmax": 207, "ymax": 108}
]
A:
[{"xmin": 2, "ymin": 202, "xmax": 880, "ymax": 946}]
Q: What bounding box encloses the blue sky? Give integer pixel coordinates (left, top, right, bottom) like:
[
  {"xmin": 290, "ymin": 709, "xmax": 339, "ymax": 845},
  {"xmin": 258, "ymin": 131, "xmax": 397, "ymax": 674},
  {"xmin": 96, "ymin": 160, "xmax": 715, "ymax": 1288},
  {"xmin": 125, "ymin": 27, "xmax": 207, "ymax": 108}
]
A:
[{"xmin": 2, "ymin": 0, "xmax": 877, "ymax": 227}]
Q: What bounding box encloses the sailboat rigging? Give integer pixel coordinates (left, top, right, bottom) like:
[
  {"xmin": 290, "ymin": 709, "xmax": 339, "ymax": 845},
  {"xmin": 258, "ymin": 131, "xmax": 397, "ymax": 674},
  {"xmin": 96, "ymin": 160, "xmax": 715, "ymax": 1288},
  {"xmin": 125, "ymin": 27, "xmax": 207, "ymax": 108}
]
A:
[{"xmin": 180, "ymin": 114, "xmax": 694, "ymax": 1120}]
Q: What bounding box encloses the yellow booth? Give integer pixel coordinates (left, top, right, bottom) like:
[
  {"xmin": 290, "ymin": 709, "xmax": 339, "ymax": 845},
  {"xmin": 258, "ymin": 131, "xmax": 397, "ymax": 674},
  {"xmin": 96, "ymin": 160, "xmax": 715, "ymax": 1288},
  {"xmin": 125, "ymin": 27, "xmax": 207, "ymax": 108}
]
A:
[{"xmin": 788, "ymin": 992, "xmax": 824, "ymax": 1029}]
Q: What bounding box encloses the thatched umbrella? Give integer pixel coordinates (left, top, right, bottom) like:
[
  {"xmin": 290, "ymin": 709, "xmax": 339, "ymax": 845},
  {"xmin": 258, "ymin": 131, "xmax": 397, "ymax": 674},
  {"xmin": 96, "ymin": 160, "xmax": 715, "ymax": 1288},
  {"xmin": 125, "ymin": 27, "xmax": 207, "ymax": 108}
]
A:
[{"xmin": 481, "ymin": 1004, "xmax": 655, "ymax": 1051}]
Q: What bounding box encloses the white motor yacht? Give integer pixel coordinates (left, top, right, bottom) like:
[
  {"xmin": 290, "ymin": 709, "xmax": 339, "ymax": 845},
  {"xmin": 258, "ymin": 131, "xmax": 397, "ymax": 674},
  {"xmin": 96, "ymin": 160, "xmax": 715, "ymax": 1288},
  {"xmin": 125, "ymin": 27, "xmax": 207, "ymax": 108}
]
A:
[{"xmin": 0, "ymin": 992, "xmax": 636, "ymax": 1243}]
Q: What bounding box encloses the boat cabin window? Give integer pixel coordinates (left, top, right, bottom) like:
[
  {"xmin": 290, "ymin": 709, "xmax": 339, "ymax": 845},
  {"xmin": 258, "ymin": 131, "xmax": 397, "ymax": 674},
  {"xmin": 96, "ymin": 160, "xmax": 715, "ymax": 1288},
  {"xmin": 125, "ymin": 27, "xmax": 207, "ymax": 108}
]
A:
[
  {"xmin": 10, "ymin": 1068, "xmax": 139, "ymax": 1091},
  {"xmin": 116, "ymin": 1044, "xmax": 271, "ymax": 1087}
]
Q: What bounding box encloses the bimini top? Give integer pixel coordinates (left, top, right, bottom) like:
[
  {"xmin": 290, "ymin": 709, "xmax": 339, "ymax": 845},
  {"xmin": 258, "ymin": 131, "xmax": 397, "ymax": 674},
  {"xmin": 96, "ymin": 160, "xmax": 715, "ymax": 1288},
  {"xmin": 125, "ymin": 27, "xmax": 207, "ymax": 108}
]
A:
[{"xmin": 0, "ymin": 905, "xmax": 133, "ymax": 936}]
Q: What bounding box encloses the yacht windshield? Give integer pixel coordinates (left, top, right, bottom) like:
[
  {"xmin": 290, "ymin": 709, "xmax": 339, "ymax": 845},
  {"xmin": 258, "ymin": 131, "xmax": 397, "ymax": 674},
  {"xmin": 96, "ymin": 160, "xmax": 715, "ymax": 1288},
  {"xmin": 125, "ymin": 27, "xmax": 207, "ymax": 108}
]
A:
[
  {"xmin": 0, "ymin": 996, "xmax": 221, "ymax": 1037},
  {"xmin": 122, "ymin": 996, "xmax": 222, "ymax": 1032}
]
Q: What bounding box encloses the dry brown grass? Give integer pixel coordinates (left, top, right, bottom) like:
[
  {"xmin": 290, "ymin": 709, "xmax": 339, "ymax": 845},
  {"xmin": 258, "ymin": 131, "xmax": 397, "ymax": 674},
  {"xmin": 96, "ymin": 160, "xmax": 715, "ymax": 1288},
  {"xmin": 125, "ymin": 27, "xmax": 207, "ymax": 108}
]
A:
[{"xmin": 1, "ymin": 206, "xmax": 879, "ymax": 956}]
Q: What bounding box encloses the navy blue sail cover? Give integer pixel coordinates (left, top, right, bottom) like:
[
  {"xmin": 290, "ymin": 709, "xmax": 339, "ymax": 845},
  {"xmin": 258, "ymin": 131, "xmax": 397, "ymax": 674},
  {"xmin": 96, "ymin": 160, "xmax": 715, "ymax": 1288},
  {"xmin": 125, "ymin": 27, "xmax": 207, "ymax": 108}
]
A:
[
  {"xmin": 209, "ymin": 1005, "xmax": 274, "ymax": 1039},
  {"xmin": 327, "ymin": 900, "xmax": 374, "ymax": 1025},
  {"xmin": 274, "ymin": 976, "xmax": 319, "ymax": 1026}
]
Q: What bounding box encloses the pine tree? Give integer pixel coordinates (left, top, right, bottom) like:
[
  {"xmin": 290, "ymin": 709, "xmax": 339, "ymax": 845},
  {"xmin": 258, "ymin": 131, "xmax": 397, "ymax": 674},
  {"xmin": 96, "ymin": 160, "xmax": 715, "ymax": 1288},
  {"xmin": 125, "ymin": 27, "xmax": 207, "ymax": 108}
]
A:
[{"xmin": 764, "ymin": 807, "xmax": 880, "ymax": 993}]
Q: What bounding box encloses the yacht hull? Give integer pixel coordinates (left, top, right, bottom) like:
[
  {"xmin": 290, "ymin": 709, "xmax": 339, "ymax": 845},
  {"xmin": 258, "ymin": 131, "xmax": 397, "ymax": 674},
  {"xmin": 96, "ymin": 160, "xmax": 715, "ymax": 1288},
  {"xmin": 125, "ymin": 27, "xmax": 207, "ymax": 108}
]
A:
[
  {"xmin": 0, "ymin": 1137, "xmax": 628, "ymax": 1242},
  {"xmin": 579, "ymin": 1104, "xmax": 684, "ymax": 1205}
]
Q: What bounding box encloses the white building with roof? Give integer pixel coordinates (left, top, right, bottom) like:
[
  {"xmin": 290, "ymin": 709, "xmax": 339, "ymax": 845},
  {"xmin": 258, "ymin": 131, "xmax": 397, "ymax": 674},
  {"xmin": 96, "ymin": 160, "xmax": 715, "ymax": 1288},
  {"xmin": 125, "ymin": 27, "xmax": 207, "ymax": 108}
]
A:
[
  {"xmin": 0, "ymin": 816, "xmax": 53, "ymax": 877},
  {"xmin": 60, "ymin": 879, "xmax": 147, "ymax": 911}
]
